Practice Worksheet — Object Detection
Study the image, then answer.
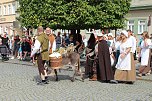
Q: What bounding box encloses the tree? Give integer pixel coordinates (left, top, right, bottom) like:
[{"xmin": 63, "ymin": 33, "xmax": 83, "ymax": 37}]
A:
[
  {"xmin": 17, "ymin": 0, "xmax": 131, "ymax": 30},
  {"xmin": 87, "ymin": 0, "xmax": 131, "ymax": 29},
  {"xmin": 18, "ymin": 0, "xmax": 65, "ymax": 29}
]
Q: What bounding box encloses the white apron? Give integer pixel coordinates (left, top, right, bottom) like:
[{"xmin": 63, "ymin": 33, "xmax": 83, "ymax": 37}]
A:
[
  {"xmin": 116, "ymin": 39, "xmax": 132, "ymax": 70},
  {"xmin": 140, "ymin": 39, "xmax": 151, "ymax": 66}
]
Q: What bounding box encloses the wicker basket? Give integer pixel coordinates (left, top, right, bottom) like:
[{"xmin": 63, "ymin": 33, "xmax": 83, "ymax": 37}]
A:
[{"xmin": 49, "ymin": 56, "xmax": 62, "ymax": 69}]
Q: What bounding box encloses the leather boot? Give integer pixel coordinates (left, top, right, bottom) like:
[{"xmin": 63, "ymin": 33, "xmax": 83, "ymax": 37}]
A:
[{"xmin": 89, "ymin": 74, "xmax": 97, "ymax": 81}]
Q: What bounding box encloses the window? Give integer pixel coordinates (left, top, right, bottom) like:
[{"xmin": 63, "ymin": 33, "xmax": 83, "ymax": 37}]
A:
[
  {"xmin": 127, "ymin": 20, "xmax": 134, "ymax": 32},
  {"xmin": 8, "ymin": 5, "xmax": 11, "ymax": 14},
  {"xmin": 138, "ymin": 20, "xmax": 146, "ymax": 34},
  {"xmin": 3, "ymin": 5, "xmax": 7, "ymax": 15},
  {"xmin": 12, "ymin": 3, "xmax": 16, "ymax": 14}
]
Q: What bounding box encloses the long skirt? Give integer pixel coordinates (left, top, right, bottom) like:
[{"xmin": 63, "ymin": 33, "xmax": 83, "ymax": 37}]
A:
[
  {"xmin": 138, "ymin": 50, "xmax": 151, "ymax": 74},
  {"xmin": 85, "ymin": 57, "xmax": 94, "ymax": 76},
  {"xmin": 114, "ymin": 53, "xmax": 136, "ymax": 82}
]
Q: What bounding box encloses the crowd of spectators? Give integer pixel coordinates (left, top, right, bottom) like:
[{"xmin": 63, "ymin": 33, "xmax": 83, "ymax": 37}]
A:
[{"xmin": 0, "ymin": 31, "xmax": 87, "ymax": 62}]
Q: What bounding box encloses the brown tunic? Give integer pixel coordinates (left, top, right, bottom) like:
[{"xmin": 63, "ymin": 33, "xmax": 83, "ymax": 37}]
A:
[{"xmin": 96, "ymin": 40, "xmax": 114, "ymax": 81}]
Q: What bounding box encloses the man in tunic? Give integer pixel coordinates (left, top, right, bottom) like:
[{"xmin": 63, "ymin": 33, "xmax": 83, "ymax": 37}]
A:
[
  {"xmin": 95, "ymin": 33, "xmax": 114, "ymax": 83},
  {"xmin": 31, "ymin": 26, "xmax": 50, "ymax": 85}
]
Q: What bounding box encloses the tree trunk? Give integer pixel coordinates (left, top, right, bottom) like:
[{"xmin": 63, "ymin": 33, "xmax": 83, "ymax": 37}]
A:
[
  {"xmin": 70, "ymin": 29, "xmax": 80, "ymax": 45},
  {"xmin": 71, "ymin": 29, "xmax": 76, "ymax": 45},
  {"xmin": 115, "ymin": 28, "xmax": 117, "ymax": 39}
]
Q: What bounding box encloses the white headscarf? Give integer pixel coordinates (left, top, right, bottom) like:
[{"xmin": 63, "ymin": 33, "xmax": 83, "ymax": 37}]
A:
[
  {"xmin": 108, "ymin": 33, "xmax": 113, "ymax": 37},
  {"xmin": 121, "ymin": 30, "xmax": 128, "ymax": 37},
  {"xmin": 97, "ymin": 33, "xmax": 103, "ymax": 37}
]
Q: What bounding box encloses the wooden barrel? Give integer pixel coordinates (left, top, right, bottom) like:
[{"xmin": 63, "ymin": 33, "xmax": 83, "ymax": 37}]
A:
[{"xmin": 49, "ymin": 56, "xmax": 62, "ymax": 69}]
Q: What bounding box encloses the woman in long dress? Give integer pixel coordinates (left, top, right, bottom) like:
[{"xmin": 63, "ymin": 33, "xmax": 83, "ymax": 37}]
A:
[
  {"xmin": 85, "ymin": 33, "xmax": 96, "ymax": 80},
  {"xmin": 138, "ymin": 31, "xmax": 151, "ymax": 77},
  {"xmin": 114, "ymin": 30, "xmax": 136, "ymax": 84}
]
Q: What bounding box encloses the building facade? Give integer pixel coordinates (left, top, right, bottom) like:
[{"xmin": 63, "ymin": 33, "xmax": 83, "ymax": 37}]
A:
[
  {"xmin": 0, "ymin": 0, "xmax": 17, "ymax": 36},
  {"xmin": 126, "ymin": 0, "xmax": 152, "ymax": 35}
]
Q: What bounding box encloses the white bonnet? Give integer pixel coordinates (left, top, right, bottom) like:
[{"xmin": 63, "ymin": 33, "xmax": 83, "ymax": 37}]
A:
[
  {"xmin": 121, "ymin": 30, "xmax": 128, "ymax": 37},
  {"xmin": 97, "ymin": 33, "xmax": 103, "ymax": 37},
  {"xmin": 108, "ymin": 33, "xmax": 113, "ymax": 37}
]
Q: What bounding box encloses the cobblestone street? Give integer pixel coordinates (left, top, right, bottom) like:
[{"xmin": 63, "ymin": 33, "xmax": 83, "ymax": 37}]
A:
[{"xmin": 0, "ymin": 59, "xmax": 152, "ymax": 101}]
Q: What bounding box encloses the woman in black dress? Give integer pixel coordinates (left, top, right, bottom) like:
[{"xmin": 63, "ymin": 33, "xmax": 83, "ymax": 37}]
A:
[{"xmin": 85, "ymin": 33, "xmax": 96, "ymax": 80}]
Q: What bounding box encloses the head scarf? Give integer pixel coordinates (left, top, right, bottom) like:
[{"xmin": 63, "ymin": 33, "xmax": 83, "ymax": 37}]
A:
[{"xmin": 121, "ymin": 30, "xmax": 128, "ymax": 37}]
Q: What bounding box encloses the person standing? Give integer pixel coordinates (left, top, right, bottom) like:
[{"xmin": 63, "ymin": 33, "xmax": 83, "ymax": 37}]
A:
[
  {"xmin": 114, "ymin": 30, "xmax": 136, "ymax": 84},
  {"xmin": 18, "ymin": 38, "xmax": 23, "ymax": 60},
  {"xmin": 114, "ymin": 35, "xmax": 121, "ymax": 64},
  {"xmin": 83, "ymin": 35, "xmax": 88, "ymax": 48},
  {"xmin": 26, "ymin": 37, "xmax": 32, "ymax": 55},
  {"xmin": 9, "ymin": 38, "xmax": 13, "ymax": 54},
  {"xmin": 108, "ymin": 33, "xmax": 116, "ymax": 59},
  {"xmin": 127, "ymin": 30, "xmax": 137, "ymax": 60},
  {"xmin": 31, "ymin": 36, "xmax": 37, "ymax": 64},
  {"xmin": 95, "ymin": 33, "xmax": 114, "ymax": 83},
  {"xmin": 2, "ymin": 32, "xmax": 9, "ymax": 49},
  {"xmin": 127, "ymin": 30, "xmax": 136, "ymax": 82},
  {"xmin": 21, "ymin": 37, "xmax": 30, "ymax": 60},
  {"xmin": 63, "ymin": 32, "xmax": 69, "ymax": 46},
  {"xmin": 85, "ymin": 33, "xmax": 96, "ymax": 80},
  {"xmin": 103, "ymin": 34, "xmax": 115, "ymax": 69},
  {"xmin": 75, "ymin": 32, "xmax": 82, "ymax": 53},
  {"xmin": 31, "ymin": 26, "xmax": 50, "ymax": 85},
  {"xmin": 138, "ymin": 31, "xmax": 152, "ymax": 77},
  {"xmin": 13, "ymin": 35, "xmax": 20, "ymax": 59},
  {"xmin": 45, "ymin": 27, "xmax": 56, "ymax": 54},
  {"xmin": 1, "ymin": 33, "xmax": 9, "ymax": 60},
  {"xmin": 56, "ymin": 32, "xmax": 62, "ymax": 49},
  {"xmin": 69, "ymin": 35, "xmax": 74, "ymax": 45},
  {"xmin": 108, "ymin": 33, "xmax": 115, "ymax": 48}
]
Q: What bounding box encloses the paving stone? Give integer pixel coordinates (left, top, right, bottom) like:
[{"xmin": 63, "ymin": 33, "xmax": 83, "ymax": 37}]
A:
[{"xmin": 0, "ymin": 59, "xmax": 152, "ymax": 101}]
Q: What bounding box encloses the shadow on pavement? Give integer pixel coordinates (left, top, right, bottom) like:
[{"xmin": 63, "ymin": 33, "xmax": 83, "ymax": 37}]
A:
[
  {"xmin": 137, "ymin": 77, "xmax": 152, "ymax": 82},
  {"xmin": 3, "ymin": 61, "xmax": 34, "ymax": 67},
  {"xmin": 33, "ymin": 75, "xmax": 71, "ymax": 83}
]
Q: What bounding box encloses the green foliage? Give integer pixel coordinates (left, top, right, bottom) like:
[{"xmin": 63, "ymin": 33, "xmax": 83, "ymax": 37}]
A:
[{"xmin": 17, "ymin": 0, "xmax": 131, "ymax": 29}]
